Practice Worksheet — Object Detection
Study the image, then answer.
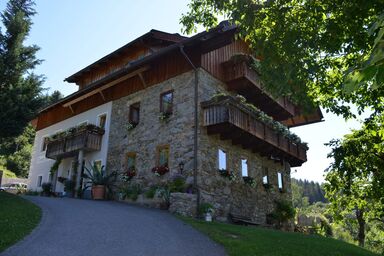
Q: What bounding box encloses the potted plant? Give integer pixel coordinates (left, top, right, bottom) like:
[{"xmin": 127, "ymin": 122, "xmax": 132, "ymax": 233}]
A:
[
  {"xmin": 152, "ymin": 165, "xmax": 169, "ymax": 176},
  {"xmin": 82, "ymin": 162, "xmax": 116, "ymax": 200},
  {"xmin": 199, "ymin": 203, "xmax": 214, "ymax": 222},
  {"xmin": 41, "ymin": 182, "xmax": 52, "ymax": 197},
  {"xmin": 64, "ymin": 179, "xmax": 75, "ymax": 198}
]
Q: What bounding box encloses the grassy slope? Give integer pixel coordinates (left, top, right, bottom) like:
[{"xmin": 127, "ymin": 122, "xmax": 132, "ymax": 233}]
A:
[
  {"xmin": 0, "ymin": 166, "xmax": 17, "ymax": 178},
  {"xmin": 181, "ymin": 217, "xmax": 377, "ymax": 256},
  {"xmin": 0, "ymin": 192, "xmax": 41, "ymax": 252}
]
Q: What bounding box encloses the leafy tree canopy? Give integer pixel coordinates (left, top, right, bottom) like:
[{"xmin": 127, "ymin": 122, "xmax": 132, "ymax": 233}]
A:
[
  {"xmin": 324, "ymin": 114, "xmax": 384, "ymax": 247},
  {"xmin": 181, "ymin": 0, "xmax": 384, "ymax": 118},
  {"xmin": 0, "ymin": 0, "xmax": 45, "ymax": 138}
]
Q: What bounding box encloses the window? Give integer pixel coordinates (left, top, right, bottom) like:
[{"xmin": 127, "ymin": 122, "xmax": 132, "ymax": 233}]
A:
[
  {"xmin": 41, "ymin": 137, "xmax": 49, "ymax": 152},
  {"xmin": 129, "ymin": 102, "xmax": 140, "ymax": 125},
  {"xmin": 157, "ymin": 145, "xmax": 170, "ymax": 167},
  {"xmin": 160, "ymin": 91, "xmax": 173, "ymax": 114},
  {"xmin": 37, "ymin": 176, "xmax": 42, "ymax": 187},
  {"xmin": 262, "ymin": 167, "xmax": 269, "ymax": 185},
  {"xmin": 278, "ymin": 172, "xmax": 284, "ymax": 191},
  {"xmin": 126, "ymin": 152, "xmax": 136, "ymax": 170},
  {"xmin": 94, "ymin": 160, "xmax": 102, "ymax": 171},
  {"xmin": 218, "ymin": 149, "xmax": 227, "ymax": 171},
  {"xmin": 241, "ymin": 159, "xmax": 248, "ymax": 177},
  {"xmin": 98, "ymin": 114, "xmax": 107, "ymax": 129}
]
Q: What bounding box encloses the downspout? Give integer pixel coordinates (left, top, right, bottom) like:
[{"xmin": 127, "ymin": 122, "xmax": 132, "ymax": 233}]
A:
[{"xmin": 179, "ymin": 45, "xmax": 200, "ymax": 217}]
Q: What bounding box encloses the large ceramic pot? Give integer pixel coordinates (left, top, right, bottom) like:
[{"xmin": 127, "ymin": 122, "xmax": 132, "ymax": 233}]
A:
[{"xmin": 92, "ymin": 185, "xmax": 105, "ymax": 200}]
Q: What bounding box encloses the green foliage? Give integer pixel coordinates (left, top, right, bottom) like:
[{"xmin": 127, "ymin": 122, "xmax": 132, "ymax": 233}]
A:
[
  {"xmin": 0, "ymin": 165, "xmax": 16, "ymax": 178},
  {"xmin": 49, "ymin": 159, "xmax": 61, "ymax": 176},
  {"xmin": 269, "ymin": 200, "xmax": 295, "ymax": 228},
  {"xmin": 169, "ymin": 174, "xmax": 186, "ymax": 193},
  {"xmin": 82, "ymin": 162, "xmax": 116, "ymax": 187},
  {"xmin": 144, "ymin": 186, "xmax": 157, "ymax": 199},
  {"xmin": 324, "ymin": 116, "xmax": 384, "ymax": 248},
  {"xmin": 292, "ymin": 178, "xmax": 327, "ymax": 205},
  {"xmin": 63, "ymin": 179, "xmax": 75, "ymax": 193},
  {"xmin": 181, "ymin": 0, "xmax": 384, "ymax": 120},
  {"xmin": 0, "ymin": 0, "xmax": 46, "ymax": 138},
  {"xmin": 0, "ymin": 192, "xmax": 41, "ymax": 252},
  {"xmin": 157, "ymin": 186, "xmax": 171, "ymax": 208},
  {"xmin": 41, "ymin": 182, "xmax": 52, "ymax": 195},
  {"xmin": 180, "ymin": 216, "xmax": 377, "ymax": 256},
  {"xmin": 198, "ymin": 202, "xmax": 214, "ymax": 216},
  {"xmin": 119, "ymin": 182, "xmax": 142, "ymax": 201}
]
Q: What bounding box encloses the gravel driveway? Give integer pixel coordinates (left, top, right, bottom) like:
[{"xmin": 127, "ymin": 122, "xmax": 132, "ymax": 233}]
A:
[{"xmin": 1, "ymin": 196, "xmax": 226, "ymax": 256}]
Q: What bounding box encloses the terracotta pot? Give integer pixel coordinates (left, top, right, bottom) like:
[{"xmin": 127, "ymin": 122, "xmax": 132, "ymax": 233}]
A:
[{"xmin": 92, "ymin": 185, "xmax": 105, "ymax": 200}]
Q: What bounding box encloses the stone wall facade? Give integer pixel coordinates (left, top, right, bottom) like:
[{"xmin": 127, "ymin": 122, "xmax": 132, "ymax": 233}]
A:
[
  {"xmin": 107, "ymin": 68, "xmax": 293, "ymax": 225},
  {"xmin": 107, "ymin": 71, "xmax": 196, "ymax": 189},
  {"xmin": 196, "ymin": 69, "xmax": 292, "ymax": 224}
]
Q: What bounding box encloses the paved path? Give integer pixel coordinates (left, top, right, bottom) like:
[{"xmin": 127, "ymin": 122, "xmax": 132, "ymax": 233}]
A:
[{"xmin": 2, "ymin": 196, "xmax": 226, "ymax": 256}]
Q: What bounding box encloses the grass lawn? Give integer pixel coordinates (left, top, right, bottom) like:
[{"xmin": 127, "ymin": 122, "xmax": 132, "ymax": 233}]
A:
[
  {"xmin": 0, "ymin": 192, "xmax": 41, "ymax": 252},
  {"xmin": 181, "ymin": 217, "xmax": 377, "ymax": 256}
]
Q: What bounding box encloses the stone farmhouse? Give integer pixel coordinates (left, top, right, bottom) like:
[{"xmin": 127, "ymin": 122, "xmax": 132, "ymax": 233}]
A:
[{"xmin": 28, "ymin": 22, "xmax": 322, "ymax": 224}]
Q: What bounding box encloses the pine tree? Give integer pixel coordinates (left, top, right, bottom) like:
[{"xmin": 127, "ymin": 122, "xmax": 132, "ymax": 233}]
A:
[{"xmin": 0, "ymin": 0, "xmax": 45, "ymax": 138}]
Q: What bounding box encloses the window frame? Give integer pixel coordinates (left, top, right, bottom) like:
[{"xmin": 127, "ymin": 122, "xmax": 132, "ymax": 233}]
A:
[
  {"xmin": 241, "ymin": 158, "xmax": 248, "ymax": 177},
  {"xmin": 41, "ymin": 136, "xmax": 49, "ymax": 152},
  {"xmin": 277, "ymin": 172, "xmax": 284, "ymax": 191},
  {"xmin": 97, "ymin": 113, "xmax": 107, "ymax": 129},
  {"xmin": 156, "ymin": 145, "xmax": 170, "ymax": 167},
  {"xmin": 160, "ymin": 90, "xmax": 174, "ymax": 115},
  {"xmin": 262, "ymin": 167, "xmax": 269, "ymax": 185},
  {"xmin": 218, "ymin": 149, "xmax": 227, "ymax": 171},
  {"xmin": 126, "ymin": 152, "xmax": 137, "ymax": 171},
  {"xmin": 129, "ymin": 102, "xmax": 140, "ymax": 125},
  {"xmin": 37, "ymin": 175, "xmax": 43, "ymax": 187}
]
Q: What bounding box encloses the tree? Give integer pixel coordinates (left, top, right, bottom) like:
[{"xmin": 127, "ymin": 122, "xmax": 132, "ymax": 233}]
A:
[
  {"xmin": 181, "ymin": 0, "xmax": 384, "ymax": 118},
  {"xmin": 324, "ymin": 115, "xmax": 384, "ymax": 247},
  {"xmin": 41, "ymin": 90, "xmax": 64, "ymax": 109},
  {"xmin": 0, "ymin": 0, "xmax": 45, "ymax": 138}
]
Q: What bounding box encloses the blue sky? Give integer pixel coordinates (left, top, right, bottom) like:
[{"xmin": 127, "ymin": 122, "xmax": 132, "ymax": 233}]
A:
[{"xmin": 1, "ymin": 1, "xmax": 365, "ymax": 182}]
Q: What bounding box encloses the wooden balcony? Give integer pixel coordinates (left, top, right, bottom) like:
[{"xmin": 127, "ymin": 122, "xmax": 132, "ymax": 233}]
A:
[
  {"xmin": 202, "ymin": 96, "xmax": 307, "ymax": 167},
  {"xmin": 46, "ymin": 127, "xmax": 104, "ymax": 160},
  {"xmin": 222, "ymin": 57, "xmax": 296, "ymax": 121}
]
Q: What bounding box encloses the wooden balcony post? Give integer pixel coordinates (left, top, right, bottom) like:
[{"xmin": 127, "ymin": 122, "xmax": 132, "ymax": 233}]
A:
[{"xmin": 75, "ymin": 149, "xmax": 84, "ymax": 198}]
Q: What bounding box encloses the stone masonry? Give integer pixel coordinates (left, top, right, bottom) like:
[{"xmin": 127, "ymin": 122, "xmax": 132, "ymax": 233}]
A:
[{"xmin": 107, "ymin": 68, "xmax": 293, "ymax": 225}]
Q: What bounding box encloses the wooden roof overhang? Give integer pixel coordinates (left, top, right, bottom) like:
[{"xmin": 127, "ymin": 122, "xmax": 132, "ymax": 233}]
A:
[
  {"xmin": 37, "ymin": 23, "xmax": 238, "ymax": 130},
  {"xmin": 64, "ymin": 30, "xmax": 187, "ymax": 85}
]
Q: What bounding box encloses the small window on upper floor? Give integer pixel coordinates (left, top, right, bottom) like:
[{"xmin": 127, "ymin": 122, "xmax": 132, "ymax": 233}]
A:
[
  {"xmin": 98, "ymin": 114, "xmax": 107, "ymax": 129},
  {"xmin": 262, "ymin": 167, "xmax": 269, "ymax": 185},
  {"xmin": 218, "ymin": 149, "xmax": 227, "ymax": 171},
  {"xmin": 160, "ymin": 90, "xmax": 173, "ymax": 115},
  {"xmin": 129, "ymin": 102, "xmax": 140, "ymax": 125},
  {"xmin": 241, "ymin": 159, "xmax": 248, "ymax": 177},
  {"xmin": 157, "ymin": 145, "xmax": 170, "ymax": 167},
  {"xmin": 41, "ymin": 137, "xmax": 49, "ymax": 152},
  {"xmin": 278, "ymin": 172, "xmax": 284, "ymax": 191}
]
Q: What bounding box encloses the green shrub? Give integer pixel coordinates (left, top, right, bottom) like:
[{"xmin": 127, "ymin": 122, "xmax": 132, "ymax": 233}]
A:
[
  {"xmin": 169, "ymin": 174, "xmax": 186, "ymax": 192},
  {"xmin": 41, "ymin": 182, "xmax": 52, "ymax": 196},
  {"xmin": 144, "ymin": 186, "xmax": 157, "ymax": 199},
  {"xmin": 269, "ymin": 200, "xmax": 295, "ymax": 228},
  {"xmin": 199, "ymin": 202, "xmax": 214, "ymax": 216}
]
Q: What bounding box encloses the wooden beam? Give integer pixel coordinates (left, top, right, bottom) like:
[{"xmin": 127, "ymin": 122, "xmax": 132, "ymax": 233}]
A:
[
  {"xmin": 63, "ymin": 66, "xmax": 149, "ymax": 108},
  {"xmin": 68, "ymin": 105, "xmax": 74, "ymax": 114},
  {"xmin": 138, "ymin": 73, "xmax": 147, "ymax": 88},
  {"xmin": 99, "ymin": 91, "xmax": 106, "ymax": 101}
]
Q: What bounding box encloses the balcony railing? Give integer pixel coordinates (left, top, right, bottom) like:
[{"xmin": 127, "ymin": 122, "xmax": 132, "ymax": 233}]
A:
[
  {"xmin": 46, "ymin": 126, "xmax": 104, "ymax": 159},
  {"xmin": 222, "ymin": 56, "xmax": 296, "ymax": 121},
  {"xmin": 202, "ymin": 96, "xmax": 307, "ymax": 167}
]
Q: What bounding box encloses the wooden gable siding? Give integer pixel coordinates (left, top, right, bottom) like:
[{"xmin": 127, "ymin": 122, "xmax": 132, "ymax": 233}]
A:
[
  {"xmin": 37, "ymin": 52, "xmax": 191, "ymax": 130},
  {"xmin": 77, "ymin": 46, "xmax": 149, "ymax": 89},
  {"xmin": 201, "ymin": 40, "xmax": 250, "ymax": 80}
]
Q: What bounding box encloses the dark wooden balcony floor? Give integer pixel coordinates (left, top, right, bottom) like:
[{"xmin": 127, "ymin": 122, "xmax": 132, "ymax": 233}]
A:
[
  {"xmin": 202, "ymin": 97, "xmax": 307, "ymax": 167},
  {"xmin": 222, "ymin": 58, "xmax": 296, "ymax": 121},
  {"xmin": 46, "ymin": 128, "xmax": 104, "ymax": 160}
]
